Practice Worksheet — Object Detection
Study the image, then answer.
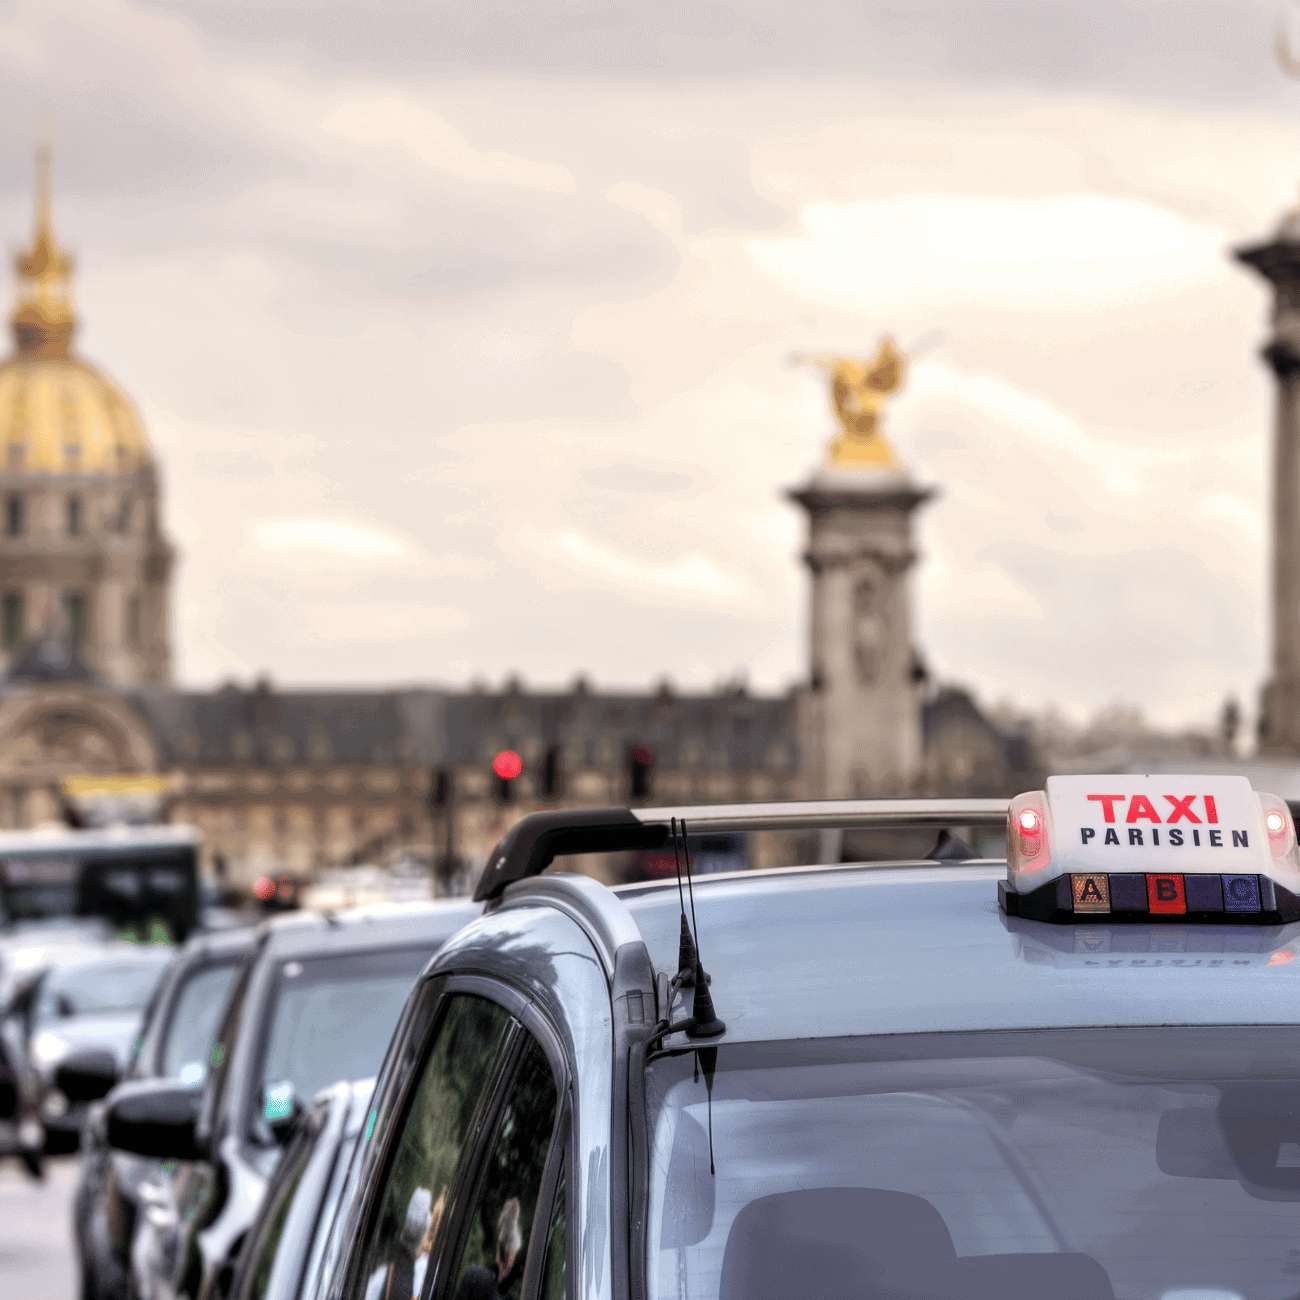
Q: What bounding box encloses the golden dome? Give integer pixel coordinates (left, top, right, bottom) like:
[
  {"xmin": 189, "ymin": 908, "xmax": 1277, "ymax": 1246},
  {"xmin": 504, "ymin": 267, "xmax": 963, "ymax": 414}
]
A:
[
  {"xmin": 0, "ymin": 149, "xmax": 150, "ymax": 476},
  {"xmin": 0, "ymin": 357, "xmax": 149, "ymax": 474}
]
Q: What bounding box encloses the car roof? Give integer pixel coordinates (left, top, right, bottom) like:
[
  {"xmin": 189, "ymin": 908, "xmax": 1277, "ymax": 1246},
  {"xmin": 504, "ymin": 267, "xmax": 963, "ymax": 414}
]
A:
[
  {"xmin": 38, "ymin": 940, "xmax": 176, "ymax": 972},
  {"xmin": 257, "ymin": 899, "xmax": 481, "ymax": 960},
  {"xmin": 610, "ymin": 861, "xmax": 1300, "ymax": 1042},
  {"xmin": 0, "ymin": 824, "xmax": 200, "ymax": 854},
  {"xmin": 180, "ymin": 924, "xmax": 259, "ymax": 963}
]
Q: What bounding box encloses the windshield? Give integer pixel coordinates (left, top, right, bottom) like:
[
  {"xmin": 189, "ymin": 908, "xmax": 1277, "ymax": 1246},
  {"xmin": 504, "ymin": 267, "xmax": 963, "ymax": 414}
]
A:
[
  {"xmin": 252, "ymin": 946, "xmax": 428, "ymax": 1136},
  {"xmin": 35, "ymin": 953, "xmax": 171, "ymax": 1021},
  {"xmin": 645, "ymin": 1028, "xmax": 1300, "ymax": 1300}
]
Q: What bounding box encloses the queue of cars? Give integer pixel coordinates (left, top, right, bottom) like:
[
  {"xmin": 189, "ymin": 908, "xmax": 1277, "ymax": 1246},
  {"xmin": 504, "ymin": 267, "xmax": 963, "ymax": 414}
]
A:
[{"xmin": 38, "ymin": 773, "xmax": 1300, "ymax": 1300}]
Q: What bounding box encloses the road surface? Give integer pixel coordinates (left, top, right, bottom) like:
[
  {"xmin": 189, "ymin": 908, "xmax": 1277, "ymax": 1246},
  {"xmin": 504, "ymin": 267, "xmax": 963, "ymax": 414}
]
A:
[{"xmin": 0, "ymin": 1154, "xmax": 78, "ymax": 1300}]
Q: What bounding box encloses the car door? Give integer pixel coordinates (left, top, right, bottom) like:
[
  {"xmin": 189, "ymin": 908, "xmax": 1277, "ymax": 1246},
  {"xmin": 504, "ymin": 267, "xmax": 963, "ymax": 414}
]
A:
[{"xmin": 341, "ymin": 977, "xmax": 571, "ymax": 1300}]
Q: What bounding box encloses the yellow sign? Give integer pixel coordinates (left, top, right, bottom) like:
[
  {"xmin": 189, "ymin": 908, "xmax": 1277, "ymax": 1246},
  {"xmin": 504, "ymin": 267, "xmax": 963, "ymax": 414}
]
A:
[{"xmin": 62, "ymin": 774, "xmax": 174, "ymax": 798}]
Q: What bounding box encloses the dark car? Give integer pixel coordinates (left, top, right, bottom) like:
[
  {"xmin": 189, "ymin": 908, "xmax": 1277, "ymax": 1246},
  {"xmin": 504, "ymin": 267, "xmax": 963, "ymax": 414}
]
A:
[
  {"xmin": 256, "ymin": 781, "xmax": 1300, "ymax": 1300},
  {"xmin": 0, "ymin": 920, "xmax": 115, "ymax": 1175},
  {"xmin": 76, "ymin": 925, "xmax": 257, "ymax": 1300},
  {"xmin": 26, "ymin": 942, "xmax": 174, "ymax": 1151},
  {"xmin": 227, "ymin": 1078, "xmax": 375, "ymax": 1300},
  {"xmin": 106, "ymin": 899, "xmax": 480, "ymax": 1300}
]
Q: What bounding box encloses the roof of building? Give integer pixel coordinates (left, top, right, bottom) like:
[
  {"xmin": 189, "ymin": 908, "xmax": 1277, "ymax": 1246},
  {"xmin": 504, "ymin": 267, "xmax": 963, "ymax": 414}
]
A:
[{"xmin": 127, "ymin": 680, "xmax": 802, "ymax": 771}]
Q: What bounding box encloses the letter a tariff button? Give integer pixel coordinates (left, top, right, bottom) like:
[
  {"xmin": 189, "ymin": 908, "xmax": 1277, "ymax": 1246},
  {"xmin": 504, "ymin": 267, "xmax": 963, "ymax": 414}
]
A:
[
  {"xmin": 1147, "ymin": 873, "xmax": 1186, "ymax": 914},
  {"xmin": 1071, "ymin": 873, "xmax": 1110, "ymax": 913}
]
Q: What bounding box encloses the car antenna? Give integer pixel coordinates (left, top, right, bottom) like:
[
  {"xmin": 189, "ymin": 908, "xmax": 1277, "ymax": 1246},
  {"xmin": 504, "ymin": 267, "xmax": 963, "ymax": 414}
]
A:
[
  {"xmin": 695, "ymin": 1045, "xmax": 719, "ymax": 1175},
  {"xmin": 681, "ymin": 818, "xmax": 725, "ymax": 1039},
  {"xmin": 672, "ymin": 817, "xmax": 698, "ymax": 987}
]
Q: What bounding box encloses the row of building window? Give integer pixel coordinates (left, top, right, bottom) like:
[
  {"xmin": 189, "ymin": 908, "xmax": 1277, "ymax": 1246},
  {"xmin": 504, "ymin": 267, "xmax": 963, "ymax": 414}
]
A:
[
  {"xmin": 3, "ymin": 493, "xmax": 135, "ymax": 537},
  {"xmin": 1, "ymin": 591, "xmax": 91, "ymax": 649}
]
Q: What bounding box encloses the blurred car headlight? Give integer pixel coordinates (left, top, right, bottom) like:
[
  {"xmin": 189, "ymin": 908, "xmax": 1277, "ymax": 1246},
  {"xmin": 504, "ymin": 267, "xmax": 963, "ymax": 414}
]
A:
[{"xmin": 31, "ymin": 1030, "xmax": 68, "ymax": 1068}]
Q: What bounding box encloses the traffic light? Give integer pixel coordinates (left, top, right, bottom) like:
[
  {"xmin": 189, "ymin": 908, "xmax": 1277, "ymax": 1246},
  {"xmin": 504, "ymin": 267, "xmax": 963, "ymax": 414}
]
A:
[
  {"xmin": 492, "ymin": 750, "xmax": 523, "ymax": 804},
  {"xmin": 427, "ymin": 767, "xmax": 452, "ymax": 814},
  {"xmin": 540, "ymin": 745, "xmax": 563, "ymax": 801},
  {"xmin": 628, "ymin": 745, "xmax": 654, "ymax": 801}
]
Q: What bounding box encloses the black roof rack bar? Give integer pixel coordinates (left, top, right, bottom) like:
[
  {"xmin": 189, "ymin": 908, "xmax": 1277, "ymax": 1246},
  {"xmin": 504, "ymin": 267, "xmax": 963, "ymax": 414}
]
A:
[{"xmin": 474, "ymin": 798, "xmax": 1010, "ymax": 902}]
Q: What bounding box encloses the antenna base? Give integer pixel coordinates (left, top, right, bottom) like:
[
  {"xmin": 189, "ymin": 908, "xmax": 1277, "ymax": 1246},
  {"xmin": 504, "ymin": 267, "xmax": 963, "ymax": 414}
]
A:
[{"xmin": 685, "ymin": 1016, "xmax": 726, "ymax": 1039}]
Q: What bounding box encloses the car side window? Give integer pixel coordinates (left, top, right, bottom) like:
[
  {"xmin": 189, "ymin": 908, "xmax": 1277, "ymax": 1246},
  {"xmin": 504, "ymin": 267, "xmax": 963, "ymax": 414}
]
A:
[
  {"xmin": 161, "ymin": 961, "xmax": 239, "ymax": 1085},
  {"xmin": 359, "ymin": 995, "xmax": 514, "ymax": 1300},
  {"xmin": 444, "ymin": 1033, "xmax": 559, "ymax": 1300}
]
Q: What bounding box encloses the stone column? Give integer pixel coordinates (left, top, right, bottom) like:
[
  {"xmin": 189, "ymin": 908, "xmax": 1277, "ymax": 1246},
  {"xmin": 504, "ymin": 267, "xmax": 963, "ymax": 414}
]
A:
[
  {"xmin": 788, "ymin": 468, "xmax": 934, "ymax": 798},
  {"xmin": 1239, "ymin": 225, "xmax": 1300, "ymax": 751}
]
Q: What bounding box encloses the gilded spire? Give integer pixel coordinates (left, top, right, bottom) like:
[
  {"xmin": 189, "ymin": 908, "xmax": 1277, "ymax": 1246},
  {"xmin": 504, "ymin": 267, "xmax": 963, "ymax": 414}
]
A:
[{"xmin": 12, "ymin": 145, "xmax": 76, "ymax": 358}]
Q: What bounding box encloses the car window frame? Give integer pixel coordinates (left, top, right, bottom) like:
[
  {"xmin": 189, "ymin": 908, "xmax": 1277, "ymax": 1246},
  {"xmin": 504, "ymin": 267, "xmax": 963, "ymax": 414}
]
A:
[
  {"xmin": 340, "ymin": 984, "xmax": 521, "ymax": 1300},
  {"xmin": 517, "ymin": 1110, "xmax": 570, "ymax": 1300},
  {"xmin": 425, "ymin": 976, "xmax": 571, "ymax": 1300},
  {"xmin": 229, "ymin": 1093, "xmax": 332, "ymax": 1300},
  {"xmin": 197, "ymin": 937, "xmax": 265, "ymax": 1150},
  {"xmin": 431, "ymin": 1019, "xmax": 563, "ymax": 1300},
  {"xmin": 339, "ymin": 974, "xmax": 573, "ymax": 1300}
]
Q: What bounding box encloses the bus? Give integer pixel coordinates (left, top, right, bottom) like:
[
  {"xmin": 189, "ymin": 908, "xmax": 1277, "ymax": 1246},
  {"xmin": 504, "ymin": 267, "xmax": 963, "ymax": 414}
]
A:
[{"xmin": 0, "ymin": 825, "xmax": 201, "ymax": 943}]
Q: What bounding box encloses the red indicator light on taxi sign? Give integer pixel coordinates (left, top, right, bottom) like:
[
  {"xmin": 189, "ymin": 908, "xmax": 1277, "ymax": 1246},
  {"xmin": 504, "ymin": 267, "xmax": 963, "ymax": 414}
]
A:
[
  {"xmin": 1147, "ymin": 873, "xmax": 1186, "ymax": 914},
  {"xmin": 1267, "ymin": 810, "xmax": 1287, "ymax": 833},
  {"xmin": 253, "ymin": 876, "xmax": 276, "ymax": 901},
  {"xmin": 1269, "ymin": 950, "xmax": 1295, "ymax": 965},
  {"xmin": 493, "ymin": 750, "xmax": 523, "ymax": 781},
  {"xmin": 1017, "ymin": 805, "xmax": 1044, "ymax": 858}
]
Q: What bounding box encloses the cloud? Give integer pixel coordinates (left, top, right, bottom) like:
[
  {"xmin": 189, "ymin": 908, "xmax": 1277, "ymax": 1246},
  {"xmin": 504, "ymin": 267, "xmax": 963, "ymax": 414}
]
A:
[
  {"xmin": 247, "ymin": 517, "xmax": 415, "ymax": 564},
  {"xmin": 746, "ymin": 194, "xmax": 1228, "ymax": 314},
  {"xmin": 518, "ymin": 526, "xmax": 752, "ymax": 604},
  {"xmin": 923, "ymin": 196, "xmax": 1197, "ymax": 262}
]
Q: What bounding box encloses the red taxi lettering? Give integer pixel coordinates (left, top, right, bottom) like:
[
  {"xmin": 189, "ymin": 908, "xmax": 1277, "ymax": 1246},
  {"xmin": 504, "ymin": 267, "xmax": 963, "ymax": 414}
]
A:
[
  {"xmin": 1205, "ymin": 795, "xmax": 1219, "ymax": 824},
  {"xmin": 1127, "ymin": 795, "xmax": 1161, "ymax": 823},
  {"xmin": 1087, "ymin": 794, "xmax": 1124, "ymax": 823},
  {"xmin": 1163, "ymin": 794, "xmax": 1200, "ymax": 824}
]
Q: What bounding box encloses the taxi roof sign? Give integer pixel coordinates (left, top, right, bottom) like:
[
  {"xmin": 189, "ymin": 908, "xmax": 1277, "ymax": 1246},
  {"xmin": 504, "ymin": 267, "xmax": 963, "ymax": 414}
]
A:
[{"xmin": 999, "ymin": 775, "xmax": 1300, "ymax": 925}]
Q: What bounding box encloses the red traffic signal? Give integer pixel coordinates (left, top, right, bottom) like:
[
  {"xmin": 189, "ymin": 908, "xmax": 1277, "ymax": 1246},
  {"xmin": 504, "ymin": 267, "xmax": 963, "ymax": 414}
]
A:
[{"xmin": 493, "ymin": 751, "xmax": 523, "ymax": 780}]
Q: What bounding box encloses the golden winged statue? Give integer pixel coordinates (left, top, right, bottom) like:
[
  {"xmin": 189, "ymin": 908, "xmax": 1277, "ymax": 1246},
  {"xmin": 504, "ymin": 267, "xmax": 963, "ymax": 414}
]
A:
[{"xmin": 794, "ymin": 337, "xmax": 907, "ymax": 469}]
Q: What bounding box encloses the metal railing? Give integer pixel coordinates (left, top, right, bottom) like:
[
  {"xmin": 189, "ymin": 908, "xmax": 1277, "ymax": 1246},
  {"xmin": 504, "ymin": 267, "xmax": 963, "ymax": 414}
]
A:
[{"xmin": 630, "ymin": 797, "xmax": 1010, "ymax": 833}]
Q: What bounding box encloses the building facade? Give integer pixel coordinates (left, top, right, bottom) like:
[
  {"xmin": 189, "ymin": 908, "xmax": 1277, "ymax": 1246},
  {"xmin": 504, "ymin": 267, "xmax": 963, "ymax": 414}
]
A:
[
  {"xmin": 1239, "ymin": 214, "xmax": 1300, "ymax": 752},
  {"xmin": 0, "ymin": 163, "xmax": 1032, "ymax": 890}
]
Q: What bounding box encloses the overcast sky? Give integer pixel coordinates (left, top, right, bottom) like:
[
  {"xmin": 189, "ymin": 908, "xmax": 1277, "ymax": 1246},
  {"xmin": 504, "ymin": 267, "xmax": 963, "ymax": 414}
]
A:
[{"xmin": 0, "ymin": 0, "xmax": 1296, "ymax": 727}]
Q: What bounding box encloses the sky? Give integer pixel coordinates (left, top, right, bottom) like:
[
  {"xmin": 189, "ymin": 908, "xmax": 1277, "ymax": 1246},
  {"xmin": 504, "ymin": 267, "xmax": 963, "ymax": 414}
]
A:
[{"xmin": 0, "ymin": 0, "xmax": 1295, "ymax": 728}]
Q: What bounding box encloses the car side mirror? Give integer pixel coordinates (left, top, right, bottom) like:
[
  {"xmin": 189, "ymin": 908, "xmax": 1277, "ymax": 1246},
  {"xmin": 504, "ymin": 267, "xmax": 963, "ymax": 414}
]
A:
[
  {"xmin": 55, "ymin": 1050, "xmax": 119, "ymax": 1104},
  {"xmin": 105, "ymin": 1078, "xmax": 207, "ymax": 1162}
]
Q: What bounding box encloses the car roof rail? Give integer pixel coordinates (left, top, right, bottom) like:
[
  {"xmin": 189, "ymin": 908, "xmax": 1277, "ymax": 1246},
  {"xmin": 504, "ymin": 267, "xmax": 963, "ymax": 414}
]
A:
[{"xmin": 473, "ymin": 798, "xmax": 1009, "ymax": 902}]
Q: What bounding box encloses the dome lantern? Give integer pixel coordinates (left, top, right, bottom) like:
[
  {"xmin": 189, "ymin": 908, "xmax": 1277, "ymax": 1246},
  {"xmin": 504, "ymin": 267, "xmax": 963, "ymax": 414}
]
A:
[{"xmin": 12, "ymin": 146, "xmax": 76, "ymax": 360}]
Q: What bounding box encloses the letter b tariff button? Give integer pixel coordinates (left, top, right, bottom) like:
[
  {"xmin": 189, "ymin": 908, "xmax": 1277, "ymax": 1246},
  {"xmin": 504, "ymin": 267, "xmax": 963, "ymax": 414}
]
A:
[{"xmin": 1147, "ymin": 874, "xmax": 1186, "ymax": 914}]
